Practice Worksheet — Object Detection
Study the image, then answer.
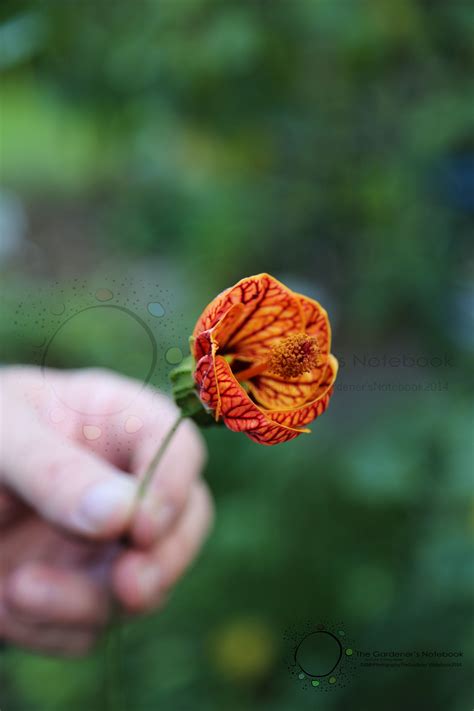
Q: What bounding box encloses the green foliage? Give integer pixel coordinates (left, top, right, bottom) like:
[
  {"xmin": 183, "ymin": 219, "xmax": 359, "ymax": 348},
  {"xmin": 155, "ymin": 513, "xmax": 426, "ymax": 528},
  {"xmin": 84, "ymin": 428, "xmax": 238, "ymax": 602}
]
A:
[{"xmin": 1, "ymin": 1, "xmax": 473, "ymax": 710}]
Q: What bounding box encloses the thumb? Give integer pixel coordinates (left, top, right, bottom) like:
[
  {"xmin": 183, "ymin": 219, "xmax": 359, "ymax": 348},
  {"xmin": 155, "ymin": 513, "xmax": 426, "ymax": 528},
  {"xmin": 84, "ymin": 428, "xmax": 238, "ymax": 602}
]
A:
[{"xmin": 1, "ymin": 407, "xmax": 137, "ymax": 539}]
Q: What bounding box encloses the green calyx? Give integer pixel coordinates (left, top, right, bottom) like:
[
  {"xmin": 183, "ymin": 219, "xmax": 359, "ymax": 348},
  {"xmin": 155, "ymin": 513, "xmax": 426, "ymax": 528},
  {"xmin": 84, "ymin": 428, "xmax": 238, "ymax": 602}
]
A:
[{"xmin": 169, "ymin": 354, "xmax": 217, "ymax": 427}]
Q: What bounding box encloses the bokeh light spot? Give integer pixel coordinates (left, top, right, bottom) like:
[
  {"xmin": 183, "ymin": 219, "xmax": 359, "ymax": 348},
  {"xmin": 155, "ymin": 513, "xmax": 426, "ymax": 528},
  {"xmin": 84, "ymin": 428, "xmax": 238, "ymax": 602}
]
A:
[
  {"xmin": 147, "ymin": 302, "xmax": 165, "ymax": 317},
  {"xmin": 124, "ymin": 415, "xmax": 144, "ymax": 434},
  {"xmin": 95, "ymin": 288, "xmax": 113, "ymax": 302},
  {"xmin": 83, "ymin": 425, "xmax": 102, "ymax": 440},
  {"xmin": 165, "ymin": 346, "xmax": 183, "ymax": 365},
  {"xmin": 209, "ymin": 617, "xmax": 275, "ymax": 683}
]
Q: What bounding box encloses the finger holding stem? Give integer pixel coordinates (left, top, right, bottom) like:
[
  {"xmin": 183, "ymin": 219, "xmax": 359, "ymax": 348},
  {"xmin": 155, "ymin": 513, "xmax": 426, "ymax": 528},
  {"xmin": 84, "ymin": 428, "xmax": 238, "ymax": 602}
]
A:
[
  {"xmin": 106, "ymin": 413, "xmax": 185, "ymax": 710},
  {"xmin": 122, "ymin": 414, "xmax": 185, "ymax": 548},
  {"xmin": 135, "ymin": 414, "xmax": 184, "ymax": 503}
]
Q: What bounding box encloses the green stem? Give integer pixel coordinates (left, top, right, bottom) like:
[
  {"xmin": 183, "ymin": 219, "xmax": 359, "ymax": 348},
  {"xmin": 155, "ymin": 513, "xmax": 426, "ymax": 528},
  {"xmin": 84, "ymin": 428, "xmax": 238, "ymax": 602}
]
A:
[
  {"xmin": 105, "ymin": 413, "xmax": 184, "ymax": 711},
  {"xmin": 136, "ymin": 413, "xmax": 184, "ymax": 501}
]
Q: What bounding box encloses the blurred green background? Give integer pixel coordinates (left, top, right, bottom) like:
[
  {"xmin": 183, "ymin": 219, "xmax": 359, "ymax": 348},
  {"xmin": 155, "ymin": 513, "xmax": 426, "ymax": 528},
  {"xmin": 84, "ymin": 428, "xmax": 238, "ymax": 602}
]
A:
[{"xmin": 1, "ymin": 1, "xmax": 473, "ymax": 709}]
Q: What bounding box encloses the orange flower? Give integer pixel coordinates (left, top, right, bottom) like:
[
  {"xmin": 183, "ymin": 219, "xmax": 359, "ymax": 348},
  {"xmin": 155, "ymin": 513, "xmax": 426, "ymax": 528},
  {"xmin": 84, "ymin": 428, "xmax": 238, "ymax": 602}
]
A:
[{"xmin": 191, "ymin": 273, "xmax": 338, "ymax": 445}]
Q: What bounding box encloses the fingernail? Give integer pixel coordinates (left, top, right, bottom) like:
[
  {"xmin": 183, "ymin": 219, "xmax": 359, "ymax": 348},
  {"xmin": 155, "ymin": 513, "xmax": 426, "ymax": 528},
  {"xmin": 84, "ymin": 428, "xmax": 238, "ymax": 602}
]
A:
[
  {"xmin": 137, "ymin": 564, "xmax": 161, "ymax": 602},
  {"xmin": 73, "ymin": 478, "xmax": 135, "ymax": 533}
]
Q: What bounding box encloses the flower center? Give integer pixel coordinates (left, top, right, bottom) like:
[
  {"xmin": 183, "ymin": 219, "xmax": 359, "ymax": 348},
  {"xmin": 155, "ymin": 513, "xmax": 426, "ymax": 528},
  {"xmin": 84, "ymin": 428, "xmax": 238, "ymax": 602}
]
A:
[
  {"xmin": 234, "ymin": 333, "xmax": 321, "ymax": 382},
  {"xmin": 267, "ymin": 333, "xmax": 321, "ymax": 378}
]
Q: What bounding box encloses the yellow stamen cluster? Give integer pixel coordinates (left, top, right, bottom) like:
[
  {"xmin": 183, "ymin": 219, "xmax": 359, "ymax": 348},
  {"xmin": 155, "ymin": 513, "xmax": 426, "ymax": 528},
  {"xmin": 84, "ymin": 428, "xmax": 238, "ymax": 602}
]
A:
[{"xmin": 267, "ymin": 333, "xmax": 321, "ymax": 378}]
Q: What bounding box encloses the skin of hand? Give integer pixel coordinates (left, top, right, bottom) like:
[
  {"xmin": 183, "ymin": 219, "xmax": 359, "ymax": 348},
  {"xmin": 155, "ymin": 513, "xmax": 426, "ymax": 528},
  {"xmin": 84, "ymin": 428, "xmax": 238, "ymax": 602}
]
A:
[{"xmin": 0, "ymin": 366, "xmax": 213, "ymax": 656}]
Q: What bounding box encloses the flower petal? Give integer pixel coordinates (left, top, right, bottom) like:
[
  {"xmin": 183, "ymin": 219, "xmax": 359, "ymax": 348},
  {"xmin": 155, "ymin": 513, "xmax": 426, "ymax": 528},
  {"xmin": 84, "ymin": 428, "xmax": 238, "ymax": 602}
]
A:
[
  {"xmin": 193, "ymin": 274, "xmax": 304, "ymax": 360},
  {"xmin": 211, "ymin": 355, "xmax": 309, "ymax": 445},
  {"xmin": 297, "ymin": 294, "xmax": 331, "ymax": 361},
  {"xmin": 193, "ymin": 277, "xmax": 261, "ymax": 341},
  {"xmin": 193, "ymin": 302, "xmax": 247, "ymax": 361},
  {"xmin": 265, "ymin": 355, "xmax": 338, "ymax": 429},
  {"xmin": 244, "ymin": 294, "xmax": 331, "ymax": 409},
  {"xmin": 194, "ymin": 354, "xmax": 221, "ymax": 417},
  {"xmin": 247, "ymin": 367, "xmax": 324, "ymax": 410},
  {"xmin": 225, "ymin": 275, "xmax": 304, "ymax": 358}
]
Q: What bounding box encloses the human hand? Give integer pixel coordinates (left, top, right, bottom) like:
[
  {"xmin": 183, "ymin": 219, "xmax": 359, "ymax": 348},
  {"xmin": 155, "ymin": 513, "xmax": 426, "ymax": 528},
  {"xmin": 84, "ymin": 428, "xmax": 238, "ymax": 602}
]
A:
[{"xmin": 0, "ymin": 367, "xmax": 213, "ymax": 655}]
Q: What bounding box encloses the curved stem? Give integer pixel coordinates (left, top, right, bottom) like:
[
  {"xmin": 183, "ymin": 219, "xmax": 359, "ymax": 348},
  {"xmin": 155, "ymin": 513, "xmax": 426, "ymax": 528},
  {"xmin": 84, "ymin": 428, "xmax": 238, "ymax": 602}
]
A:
[
  {"xmin": 105, "ymin": 413, "xmax": 184, "ymax": 711},
  {"xmin": 136, "ymin": 413, "xmax": 184, "ymax": 501}
]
